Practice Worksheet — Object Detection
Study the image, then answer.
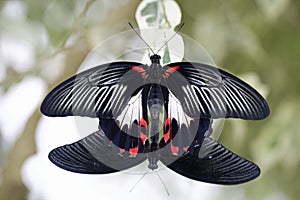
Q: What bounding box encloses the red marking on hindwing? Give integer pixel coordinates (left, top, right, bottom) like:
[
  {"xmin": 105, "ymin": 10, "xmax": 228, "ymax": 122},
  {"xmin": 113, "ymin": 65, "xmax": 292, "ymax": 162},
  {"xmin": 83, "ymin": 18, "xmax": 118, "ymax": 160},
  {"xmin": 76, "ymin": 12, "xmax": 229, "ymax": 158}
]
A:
[
  {"xmin": 171, "ymin": 144, "xmax": 179, "ymax": 155},
  {"xmin": 164, "ymin": 131, "xmax": 170, "ymax": 143},
  {"xmin": 140, "ymin": 132, "xmax": 147, "ymax": 144},
  {"xmin": 163, "ymin": 66, "xmax": 180, "ymax": 79},
  {"xmin": 139, "ymin": 118, "xmax": 148, "ymax": 144},
  {"xmin": 164, "ymin": 118, "xmax": 171, "ymax": 142},
  {"xmin": 139, "ymin": 118, "xmax": 148, "ymax": 127},
  {"xmin": 129, "ymin": 146, "xmax": 139, "ymax": 157},
  {"xmin": 119, "ymin": 148, "xmax": 125, "ymax": 154},
  {"xmin": 183, "ymin": 146, "xmax": 189, "ymax": 152},
  {"xmin": 164, "ymin": 117, "xmax": 171, "ymax": 129},
  {"xmin": 132, "ymin": 66, "xmax": 147, "ymax": 79}
]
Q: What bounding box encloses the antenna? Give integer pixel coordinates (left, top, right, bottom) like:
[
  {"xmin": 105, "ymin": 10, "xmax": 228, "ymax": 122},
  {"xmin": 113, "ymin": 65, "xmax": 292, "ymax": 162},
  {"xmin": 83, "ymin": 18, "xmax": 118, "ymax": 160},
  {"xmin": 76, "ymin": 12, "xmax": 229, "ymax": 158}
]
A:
[
  {"xmin": 128, "ymin": 22, "xmax": 185, "ymax": 56},
  {"xmin": 128, "ymin": 170, "xmax": 170, "ymax": 195},
  {"xmin": 128, "ymin": 22, "xmax": 155, "ymax": 55},
  {"xmin": 155, "ymin": 171, "xmax": 170, "ymax": 196},
  {"xmin": 155, "ymin": 23, "xmax": 185, "ymax": 55},
  {"xmin": 129, "ymin": 171, "xmax": 149, "ymax": 193}
]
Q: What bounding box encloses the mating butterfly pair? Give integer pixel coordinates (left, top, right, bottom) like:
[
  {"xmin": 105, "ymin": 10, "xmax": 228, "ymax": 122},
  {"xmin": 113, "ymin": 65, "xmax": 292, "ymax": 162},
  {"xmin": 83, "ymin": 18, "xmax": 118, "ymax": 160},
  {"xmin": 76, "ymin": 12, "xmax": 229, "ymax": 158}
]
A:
[{"xmin": 41, "ymin": 54, "xmax": 269, "ymax": 185}]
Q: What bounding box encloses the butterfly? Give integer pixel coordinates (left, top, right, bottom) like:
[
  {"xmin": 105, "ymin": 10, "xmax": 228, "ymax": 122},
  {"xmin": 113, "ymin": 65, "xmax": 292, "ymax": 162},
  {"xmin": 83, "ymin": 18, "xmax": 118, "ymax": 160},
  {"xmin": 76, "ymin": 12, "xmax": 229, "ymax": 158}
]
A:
[{"xmin": 41, "ymin": 52, "xmax": 269, "ymax": 185}]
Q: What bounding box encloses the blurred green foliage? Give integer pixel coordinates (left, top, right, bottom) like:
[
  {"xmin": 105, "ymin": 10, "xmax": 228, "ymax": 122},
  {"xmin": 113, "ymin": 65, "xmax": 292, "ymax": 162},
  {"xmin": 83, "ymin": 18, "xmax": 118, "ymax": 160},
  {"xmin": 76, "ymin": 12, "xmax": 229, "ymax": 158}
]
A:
[
  {"xmin": 177, "ymin": 0, "xmax": 300, "ymax": 199},
  {"xmin": 1, "ymin": 0, "xmax": 299, "ymax": 199}
]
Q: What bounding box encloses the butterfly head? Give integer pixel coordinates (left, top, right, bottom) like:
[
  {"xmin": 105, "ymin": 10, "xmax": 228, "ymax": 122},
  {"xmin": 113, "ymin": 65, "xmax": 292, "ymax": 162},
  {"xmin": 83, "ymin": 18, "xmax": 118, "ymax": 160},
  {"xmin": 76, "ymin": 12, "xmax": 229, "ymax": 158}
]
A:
[
  {"xmin": 150, "ymin": 54, "xmax": 161, "ymax": 64},
  {"xmin": 148, "ymin": 151, "xmax": 159, "ymax": 170}
]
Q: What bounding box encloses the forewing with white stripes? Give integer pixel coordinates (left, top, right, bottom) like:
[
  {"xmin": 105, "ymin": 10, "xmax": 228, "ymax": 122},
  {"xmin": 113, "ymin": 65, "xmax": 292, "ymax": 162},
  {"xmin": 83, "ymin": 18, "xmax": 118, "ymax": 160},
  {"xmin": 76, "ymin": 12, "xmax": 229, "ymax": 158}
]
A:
[
  {"xmin": 41, "ymin": 62, "xmax": 146, "ymax": 118},
  {"xmin": 163, "ymin": 62, "xmax": 270, "ymax": 120}
]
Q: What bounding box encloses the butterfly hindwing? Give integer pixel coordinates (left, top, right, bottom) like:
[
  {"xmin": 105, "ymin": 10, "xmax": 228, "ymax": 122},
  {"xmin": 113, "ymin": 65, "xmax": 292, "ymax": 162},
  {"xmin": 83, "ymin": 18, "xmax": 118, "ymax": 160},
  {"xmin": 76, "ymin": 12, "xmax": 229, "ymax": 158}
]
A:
[
  {"xmin": 48, "ymin": 130, "xmax": 147, "ymax": 174},
  {"xmin": 160, "ymin": 137, "xmax": 260, "ymax": 185},
  {"xmin": 162, "ymin": 90, "xmax": 213, "ymax": 155},
  {"xmin": 163, "ymin": 62, "xmax": 270, "ymax": 120},
  {"xmin": 41, "ymin": 62, "xmax": 147, "ymax": 118}
]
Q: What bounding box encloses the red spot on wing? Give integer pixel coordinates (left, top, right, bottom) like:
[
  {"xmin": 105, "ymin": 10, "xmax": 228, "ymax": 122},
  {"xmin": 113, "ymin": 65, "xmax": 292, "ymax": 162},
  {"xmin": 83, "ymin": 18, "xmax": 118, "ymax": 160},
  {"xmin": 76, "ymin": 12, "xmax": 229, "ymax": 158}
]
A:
[
  {"xmin": 164, "ymin": 118, "xmax": 171, "ymax": 143},
  {"xmin": 140, "ymin": 132, "xmax": 147, "ymax": 144},
  {"xmin": 129, "ymin": 146, "xmax": 139, "ymax": 157},
  {"xmin": 132, "ymin": 66, "xmax": 145, "ymax": 73},
  {"xmin": 132, "ymin": 66, "xmax": 147, "ymax": 79},
  {"xmin": 119, "ymin": 148, "xmax": 125, "ymax": 154},
  {"xmin": 171, "ymin": 144, "xmax": 179, "ymax": 155},
  {"xmin": 166, "ymin": 66, "xmax": 180, "ymax": 73},
  {"xmin": 164, "ymin": 131, "xmax": 170, "ymax": 143},
  {"xmin": 164, "ymin": 118, "xmax": 171, "ymax": 129},
  {"xmin": 139, "ymin": 118, "xmax": 148, "ymax": 144},
  {"xmin": 139, "ymin": 118, "xmax": 148, "ymax": 127},
  {"xmin": 163, "ymin": 66, "xmax": 180, "ymax": 79},
  {"xmin": 183, "ymin": 146, "xmax": 189, "ymax": 152}
]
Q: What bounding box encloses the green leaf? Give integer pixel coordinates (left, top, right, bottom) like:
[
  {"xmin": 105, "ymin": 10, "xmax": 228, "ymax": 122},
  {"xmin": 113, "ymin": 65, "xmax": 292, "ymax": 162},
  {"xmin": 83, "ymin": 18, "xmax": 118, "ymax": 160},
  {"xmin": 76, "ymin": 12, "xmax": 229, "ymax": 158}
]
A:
[
  {"xmin": 141, "ymin": 1, "xmax": 162, "ymax": 26},
  {"xmin": 162, "ymin": 45, "xmax": 171, "ymax": 64}
]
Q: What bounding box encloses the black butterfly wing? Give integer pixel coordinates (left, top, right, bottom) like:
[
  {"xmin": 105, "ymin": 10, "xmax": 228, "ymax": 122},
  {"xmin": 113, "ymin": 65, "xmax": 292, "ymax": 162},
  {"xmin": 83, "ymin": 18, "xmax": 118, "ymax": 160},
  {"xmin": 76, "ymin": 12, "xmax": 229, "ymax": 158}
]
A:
[
  {"xmin": 41, "ymin": 62, "xmax": 147, "ymax": 118},
  {"xmin": 48, "ymin": 130, "xmax": 147, "ymax": 174},
  {"xmin": 163, "ymin": 63, "xmax": 270, "ymax": 120},
  {"xmin": 160, "ymin": 89, "xmax": 212, "ymax": 153},
  {"xmin": 97, "ymin": 84, "xmax": 148, "ymax": 151},
  {"xmin": 160, "ymin": 137, "xmax": 260, "ymax": 184}
]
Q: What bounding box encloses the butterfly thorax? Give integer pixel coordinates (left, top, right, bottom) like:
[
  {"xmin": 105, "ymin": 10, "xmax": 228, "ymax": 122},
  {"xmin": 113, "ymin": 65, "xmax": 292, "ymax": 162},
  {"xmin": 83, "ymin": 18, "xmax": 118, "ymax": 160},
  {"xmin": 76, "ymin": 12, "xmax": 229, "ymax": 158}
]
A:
[
  {"xmin": 147, "ymin": 54, "xmax": 165, "ymax": 83},
  {"xmin": 150, "ymin": 54, "xmax": 161, "ymax": 64}
]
